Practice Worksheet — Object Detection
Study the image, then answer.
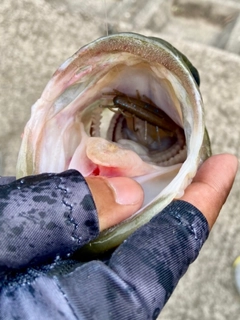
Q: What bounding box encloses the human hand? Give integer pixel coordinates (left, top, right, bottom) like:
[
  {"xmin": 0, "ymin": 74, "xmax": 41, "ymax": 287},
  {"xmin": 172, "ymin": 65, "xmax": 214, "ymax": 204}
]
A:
[
  {"xmin": 85, "ymin": 176, "xmax": 144, "ymax": 231},
  {"xmin": 181, "ymin": 153, "xmax": 238, "ymax": 229},
  {"xmin": 0, "ymin": 154, "xmax": 236, "ymax": 320},
  {"xmin": 86, "ymin": 153, "xmax": 238, "ymax": 231}
]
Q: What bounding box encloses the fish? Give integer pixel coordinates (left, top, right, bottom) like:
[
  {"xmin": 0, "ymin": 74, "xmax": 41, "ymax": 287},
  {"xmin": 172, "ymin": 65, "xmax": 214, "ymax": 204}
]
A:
[{"xmin": 16, "ymin": 32, "xmax": 211, "ymax": 255}]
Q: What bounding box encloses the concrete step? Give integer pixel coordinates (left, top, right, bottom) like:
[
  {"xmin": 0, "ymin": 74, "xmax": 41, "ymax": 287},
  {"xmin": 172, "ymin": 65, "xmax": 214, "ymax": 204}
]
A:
[{"xmin": 51, "ymin": 0, "xmax": 240, "ymax": 55}]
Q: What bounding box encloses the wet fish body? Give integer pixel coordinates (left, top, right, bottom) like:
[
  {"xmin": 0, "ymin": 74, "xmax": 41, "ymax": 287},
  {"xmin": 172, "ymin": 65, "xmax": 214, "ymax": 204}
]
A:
[{"xmin": 17, "ymin": 33, "xmax": 211, "ymax": 254}]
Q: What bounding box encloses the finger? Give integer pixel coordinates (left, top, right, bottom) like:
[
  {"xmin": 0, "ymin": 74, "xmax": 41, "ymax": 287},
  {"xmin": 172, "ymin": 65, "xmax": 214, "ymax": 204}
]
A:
[
  {"xmin": 85, "ymin": 176, "xmax": 144, "ymax": 231},
  {"xmin": 180, "ymin": 154, "xmax": 238, "ymax": 229}
]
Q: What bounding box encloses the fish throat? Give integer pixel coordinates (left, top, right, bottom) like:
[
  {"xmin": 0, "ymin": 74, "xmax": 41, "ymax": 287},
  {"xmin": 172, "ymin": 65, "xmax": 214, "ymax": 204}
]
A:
[{"xmin": 87, "ymin": 90, "xmax": 186, "ymax": 169}]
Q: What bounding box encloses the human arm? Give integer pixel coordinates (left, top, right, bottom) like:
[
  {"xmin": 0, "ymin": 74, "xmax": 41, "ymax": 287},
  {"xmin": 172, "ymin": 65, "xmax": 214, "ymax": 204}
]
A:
[
  {"xmin": 54, "ymin": 154, "xmax": 238, "ymax": 319},
  {"xmin": 0, "ymin": 154, "xmax": 237, "ymax": 320}
]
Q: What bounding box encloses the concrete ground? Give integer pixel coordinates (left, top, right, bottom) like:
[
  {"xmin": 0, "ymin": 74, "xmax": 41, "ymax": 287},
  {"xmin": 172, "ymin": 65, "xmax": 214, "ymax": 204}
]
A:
[{"xmin": 0, "ymin": 0, "xmax": 240, "ymax": 319}]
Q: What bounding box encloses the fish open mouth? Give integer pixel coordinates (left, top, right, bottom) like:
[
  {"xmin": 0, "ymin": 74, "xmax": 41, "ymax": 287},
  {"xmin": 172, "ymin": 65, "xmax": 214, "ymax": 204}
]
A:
[
  {"xmin": 17, "ymin": 33, "xmax": 210, "ymax": 253},
  {"xmin": 32, "ymin": 51, "xmax": 187, "ymax": 205}
]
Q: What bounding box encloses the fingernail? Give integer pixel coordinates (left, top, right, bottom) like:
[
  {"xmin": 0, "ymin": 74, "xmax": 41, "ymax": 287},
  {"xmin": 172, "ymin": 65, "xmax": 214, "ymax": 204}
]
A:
[{"xmin": 107, "ymin": 177, "xmax": 144, "ymax": 205}]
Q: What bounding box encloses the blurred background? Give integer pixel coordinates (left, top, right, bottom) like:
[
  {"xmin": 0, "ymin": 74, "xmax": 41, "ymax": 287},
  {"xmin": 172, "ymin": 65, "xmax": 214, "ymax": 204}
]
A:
[{"xmin": 1, "ymin": 0, "xmax": 240, "ymax": 319}]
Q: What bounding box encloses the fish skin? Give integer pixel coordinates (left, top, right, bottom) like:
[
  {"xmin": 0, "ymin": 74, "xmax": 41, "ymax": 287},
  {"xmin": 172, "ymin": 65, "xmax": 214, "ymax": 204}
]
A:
[{"xmin": 16, "ymin": 33, "xmax": 211, "ymax": 256}]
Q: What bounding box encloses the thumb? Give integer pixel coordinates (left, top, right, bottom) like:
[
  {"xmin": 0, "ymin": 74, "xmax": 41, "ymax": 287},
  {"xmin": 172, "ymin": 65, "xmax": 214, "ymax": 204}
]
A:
[
  {"xmin": 180, "ymin": 154, "xmax": 238, "ymax": 229},
  {"xmin": 85, "ymin": 176, "xmax": 144, "ymax": 231}
]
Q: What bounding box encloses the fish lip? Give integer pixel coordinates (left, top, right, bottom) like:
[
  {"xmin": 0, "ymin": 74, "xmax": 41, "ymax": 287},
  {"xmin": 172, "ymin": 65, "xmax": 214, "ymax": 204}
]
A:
[
  {"xmin": 17, "ymin": 33, "xmax": 209, "ymax": 253},
  {"xmin": 44, "ymin": 32, "xmax": 200, "ymax": 100}
]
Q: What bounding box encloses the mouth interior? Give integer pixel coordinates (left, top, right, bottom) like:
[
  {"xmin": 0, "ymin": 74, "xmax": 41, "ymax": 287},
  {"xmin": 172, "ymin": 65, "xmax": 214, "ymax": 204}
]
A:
[{"xmin": 42, "ymin": 54, "xmax": 188, "ymax": 207}]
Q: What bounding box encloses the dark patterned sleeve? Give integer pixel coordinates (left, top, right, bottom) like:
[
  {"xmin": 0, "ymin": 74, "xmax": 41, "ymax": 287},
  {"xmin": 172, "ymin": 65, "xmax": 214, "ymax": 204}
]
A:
[
  {"xmin": 57, "ymin": 200, "xmax": 209, "ymax": 320},
  {"xmin": 0, "ymin": 170, "xmax": 99, "ymax": 270}
]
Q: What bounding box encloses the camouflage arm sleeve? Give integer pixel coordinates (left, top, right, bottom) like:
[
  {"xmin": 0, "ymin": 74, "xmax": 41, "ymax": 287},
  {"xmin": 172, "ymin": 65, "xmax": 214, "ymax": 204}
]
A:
[
  {"xmin": 0, "ymin": 170, "xmax": 99, "ymax": 270},
  {"xmin": 0, "ymin": 174, "xmax": 209, "ymax": 320},
  {"xmin": 57, "ymin": 200, "xmax": 209, "ymax": 319}
]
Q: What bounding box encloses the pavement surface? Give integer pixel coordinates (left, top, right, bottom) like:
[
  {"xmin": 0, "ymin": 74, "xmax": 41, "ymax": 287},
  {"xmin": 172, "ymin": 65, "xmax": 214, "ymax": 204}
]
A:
[{"xmin": 1, "ymin": 0, "xmax": 240, "ymax": 319}]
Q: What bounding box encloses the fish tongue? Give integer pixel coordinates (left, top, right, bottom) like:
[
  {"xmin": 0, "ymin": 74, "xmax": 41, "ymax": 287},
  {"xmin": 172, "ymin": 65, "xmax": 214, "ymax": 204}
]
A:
[
  {"xmin": 69, "ymin": 136, "xmax": 178, "ymax": 178},
  {"xmin": 85, "ymin": 137, "xmax": 160, "ymax": 177}
]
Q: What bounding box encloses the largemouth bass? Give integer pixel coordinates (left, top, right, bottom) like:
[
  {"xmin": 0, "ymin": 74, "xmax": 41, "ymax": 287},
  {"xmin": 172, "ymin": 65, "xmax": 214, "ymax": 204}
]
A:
[{"xmin": 16, "ymin": 33, "xmax": 211, "ymax": 255}]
